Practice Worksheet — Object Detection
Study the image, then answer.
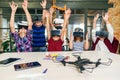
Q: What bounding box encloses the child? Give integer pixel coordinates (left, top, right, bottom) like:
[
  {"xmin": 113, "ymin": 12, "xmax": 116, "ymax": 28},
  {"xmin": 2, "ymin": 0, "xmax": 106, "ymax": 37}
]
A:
[
  {"xmin": 92, "ymin": 13, "xmax": 119, "ymax": 53},
  {"xmin": 46, "ymin": 8, "xmax": 71, "ymax": 51},
  {"xmin": 49, "ymin": 7, "xmax": 64, "ymax": 30},
  {"xmin": 32, "ymin": 0, "xmax": 47, "ymax": 52},
  {"xmin": 69, "ymin": 28, "xmax": 89, "ymax": 51},
  {"xmin": 9, "ymin": 0, "xmax": 32, "ymax": 52}
]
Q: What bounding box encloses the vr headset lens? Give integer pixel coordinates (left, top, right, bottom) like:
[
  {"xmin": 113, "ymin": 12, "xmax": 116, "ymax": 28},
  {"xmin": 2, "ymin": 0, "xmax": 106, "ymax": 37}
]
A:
[
  {"xmin": 18, "ymin": 25, "xmax": 28, "ymax": 30},
  {"xmin": 51, "ymin": 30, "xmax": 60, "ymax": 36},
  {"xmin": 73, "ymin": 32, "xmax": 83, "ymax": 37},
  {"xmin": 55, "ymin": 26, "xmax": 62, "ymax": 29},
  {"xmin": 96, "ymin": 31, "xmax": 108, "ymax": 38}
]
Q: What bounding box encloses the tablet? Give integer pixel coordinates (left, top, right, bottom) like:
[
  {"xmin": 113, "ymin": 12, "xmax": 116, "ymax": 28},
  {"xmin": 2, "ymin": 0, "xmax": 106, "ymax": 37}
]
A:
[
  {"xmin": 0, "ymin": 58, "xmax": 21, "ymax": 66},
  {"xmin": 14, "ymin": 61, "xmax": 41, "ymax": 71}
]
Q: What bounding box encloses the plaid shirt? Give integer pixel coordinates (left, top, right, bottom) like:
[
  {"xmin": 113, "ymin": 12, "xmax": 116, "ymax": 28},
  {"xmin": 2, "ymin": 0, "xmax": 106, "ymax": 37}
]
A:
[{"xmin": 12, "ymin": 30, "xmax": 32, "ymax": 52}]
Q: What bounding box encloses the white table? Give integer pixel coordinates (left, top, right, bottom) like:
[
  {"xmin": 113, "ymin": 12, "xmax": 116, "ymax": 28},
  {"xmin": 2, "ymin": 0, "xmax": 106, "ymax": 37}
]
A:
[{"xmin": 0, "ymin": 51, "xmax": 120, "ymax": 80}]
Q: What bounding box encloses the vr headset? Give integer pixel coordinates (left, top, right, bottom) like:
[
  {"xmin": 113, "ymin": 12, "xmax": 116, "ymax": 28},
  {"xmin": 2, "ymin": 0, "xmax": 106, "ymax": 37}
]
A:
[
  {"xmin": 55, "ymin": 26, "xmax": 62, "ymax": 29},
  {"xmin": 51, "ymin": 30, "xmax": 61, "ymax": 36},
  {"xmin": 73, "ymin": 32, "xmax": 83, "ymax": 37},
  {"xmin": 96, "ymin": 31, "xmax": 108, "ymax": 38},
  {"xmin": 18, "ymin": 25, "xmax": 28, "ymax": 30},
  {"xmin": 33, "ymin": 16, "xmax": 42, "ymax": 22},
  {"xmin": 18, "ymin": 21, "xmax": 28, "ymax": 30},
  {"xmin": 53, "ymin": 17, "xmax": 64, "ymax": 24}
]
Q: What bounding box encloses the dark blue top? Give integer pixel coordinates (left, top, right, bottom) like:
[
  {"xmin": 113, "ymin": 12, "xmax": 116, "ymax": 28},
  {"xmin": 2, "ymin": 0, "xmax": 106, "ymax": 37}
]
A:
[{"xmin": 32, "ymin": 24, "xmax": 46, "ymax": 47}]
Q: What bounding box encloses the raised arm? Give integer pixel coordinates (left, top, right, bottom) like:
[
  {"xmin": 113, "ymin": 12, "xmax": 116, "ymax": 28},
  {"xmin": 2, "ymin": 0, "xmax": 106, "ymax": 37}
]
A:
[
  {"xmin": 93, "ymin": 14, "xmax": 99, "ymax": 29},
  {"xmin": 9, "ymin": 1, "xmax": 18, "ymax": 33},
  {"xmin": 92, "ymin": 14, "xmax": 99, "ymax": 42},
  {"xmin": 61, "ymin": 8, "xmax": 71, "ymax": 41},
  {"xmin": 45, "ymin": 11, "xmax": 51, "ymax": 40},
  {"xmin": 40, "ymin": 0, "xmax": 47, "ymax": 25},
  {"xmin": 49, "ymin": 7, "xmax": 56, "ymax": 30},
  {"xmin": 102, "ymin": 12, "xmax": 114, "ymax": 43},
  {"xmin": 69, "ymin": 28, "xmax": 73, "ymax": 50},
  {"xmin": 84, "ymin": 32, "xmax": 90, "ymax": 50},
  {"xmin": 22, "ymin": 0, "xmax": 32, "ymax": 30}
]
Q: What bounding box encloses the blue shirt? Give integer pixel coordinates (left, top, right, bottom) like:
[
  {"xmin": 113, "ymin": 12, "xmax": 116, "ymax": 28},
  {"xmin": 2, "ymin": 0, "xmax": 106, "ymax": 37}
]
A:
[{"xmin": 32, "ymin": 24, "xmax": 46, "ymax": 47}]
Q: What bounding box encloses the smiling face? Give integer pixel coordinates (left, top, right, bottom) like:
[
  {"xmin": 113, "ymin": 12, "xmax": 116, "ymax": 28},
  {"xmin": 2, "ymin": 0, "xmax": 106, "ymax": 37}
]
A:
[
  {"xmin": 34, "ymin": 21, "xmax": 43, "ymax": 27},
  {"xmin": 98, "ymin": 36, "xmax": 105, "ymax": 41},
  {"xmin": 19, "ymin": 27, "xmax": 27, "ymax": 38},
  {"xmin": 52, "ymin": 36, "xmax": 60, "ymax": 41},
  {"xmin": 74, "ymin": 36, "xmax": 83, "ymax": 42}
]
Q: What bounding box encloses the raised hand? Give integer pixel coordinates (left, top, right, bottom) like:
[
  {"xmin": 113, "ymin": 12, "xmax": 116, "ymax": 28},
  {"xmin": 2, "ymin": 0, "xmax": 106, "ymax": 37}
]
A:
[
  {"xmin": 102, "ymin": 12, "xmax": 109, "ymax": 23},
  {"xmin": 64, "ymin": 8, "xmax": 71, "ymax": 20},
  {"xmin": 40, "ymin": 0, "xmax": 47, "ymax": 8},
  {"xmin": 93, "ymin": 14, "xmax": 99, "ymax": 29},
  {"xmin": 94, "ymin": 13, "xmax": 99, "ymax": 22},
  {"xmin": 22, "ymin": 0, "xmax": 28, "ymax": 10},
  {"xmin": 9, "ymin": 1, "xmax": 18, "ymax": 13}
]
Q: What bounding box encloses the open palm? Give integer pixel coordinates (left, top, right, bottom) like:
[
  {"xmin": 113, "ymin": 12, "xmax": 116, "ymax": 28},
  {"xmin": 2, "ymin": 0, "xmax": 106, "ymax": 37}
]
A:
[{"xmin": 9, "ymin": 1, "xmax": 18, "ymax": 12}]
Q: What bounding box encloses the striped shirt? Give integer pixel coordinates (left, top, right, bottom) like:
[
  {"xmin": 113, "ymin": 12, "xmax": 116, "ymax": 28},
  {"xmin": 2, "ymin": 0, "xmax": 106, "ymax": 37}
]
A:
[
  {"xmin": 73, "ymin": 41, "xmax": 84, "ymax": 51},
  {"xmin": 32, "ymin": 24, "xmax": 46, "ymax": 47}
]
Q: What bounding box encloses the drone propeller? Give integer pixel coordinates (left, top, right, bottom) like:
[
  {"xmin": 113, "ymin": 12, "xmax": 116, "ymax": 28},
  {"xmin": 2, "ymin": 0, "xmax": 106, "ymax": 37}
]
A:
[
  {"xmin": 61, "ymin": 59, "xmax": 66, "ymax": 66},
  {"xmin": 99, "ymin": 58, "xmax": 112, "ymax": 66},
  {"xmin": 95, "ymin": 58, "xmax": 101, "ymax": 67}
]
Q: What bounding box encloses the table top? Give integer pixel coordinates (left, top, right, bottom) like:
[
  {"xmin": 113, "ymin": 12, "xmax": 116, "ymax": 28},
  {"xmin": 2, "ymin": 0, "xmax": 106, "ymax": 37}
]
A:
[{"xmin": 0, "ymin": 51, "xmax": 120, "ymax": 80}]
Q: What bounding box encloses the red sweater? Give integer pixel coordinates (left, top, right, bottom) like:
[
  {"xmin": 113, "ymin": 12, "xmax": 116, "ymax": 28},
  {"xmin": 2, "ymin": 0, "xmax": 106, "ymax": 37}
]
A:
[
  {"xmin": 48, "ymin": 38, "xmax": 63, "ymax": 51},
  {"xmin": 92, "ymin": 37, "xmax": 119, "ymax": 53}
]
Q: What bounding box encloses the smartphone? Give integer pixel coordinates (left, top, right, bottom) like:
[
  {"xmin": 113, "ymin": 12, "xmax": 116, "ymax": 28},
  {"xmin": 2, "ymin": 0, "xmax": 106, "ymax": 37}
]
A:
[
  {"xmin": 14, "ymin": 61, "xmax": 41, "ymax": 71},
  {"xmin": 0, "ymin": 58, "xmax": 21, "ymax": 66}
]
